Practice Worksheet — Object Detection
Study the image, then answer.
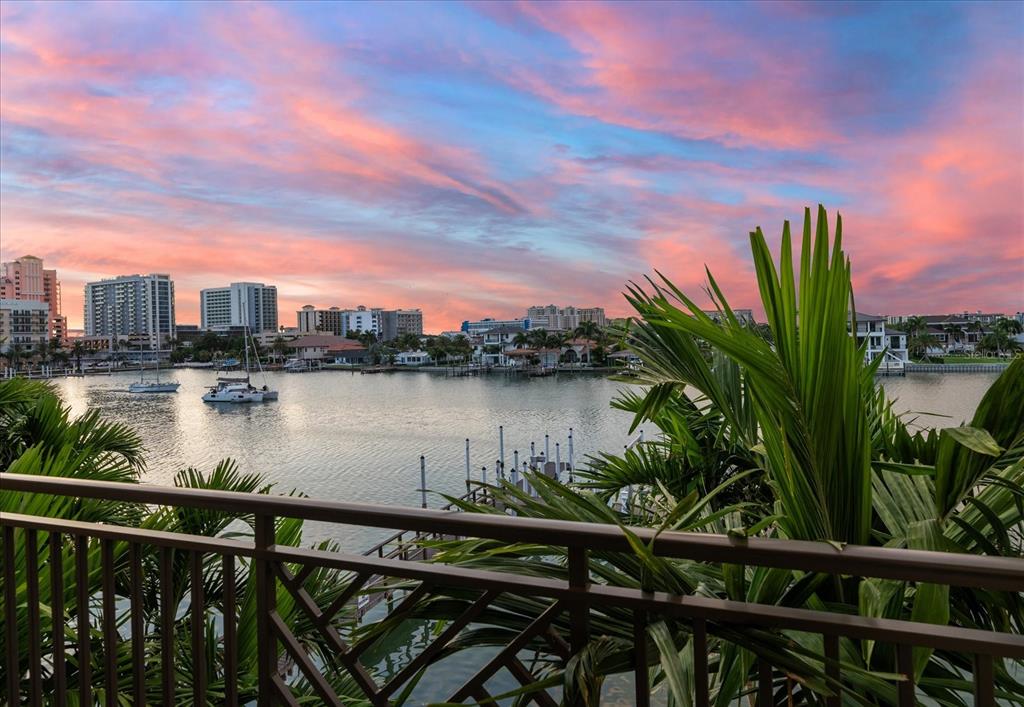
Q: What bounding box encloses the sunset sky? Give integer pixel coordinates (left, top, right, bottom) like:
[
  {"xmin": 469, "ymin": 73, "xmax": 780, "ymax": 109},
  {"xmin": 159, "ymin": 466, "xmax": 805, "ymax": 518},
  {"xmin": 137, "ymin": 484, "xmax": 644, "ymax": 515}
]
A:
[{"xmin": 1, "ymin": 1, "xmax": 1022, "ymax": 332}]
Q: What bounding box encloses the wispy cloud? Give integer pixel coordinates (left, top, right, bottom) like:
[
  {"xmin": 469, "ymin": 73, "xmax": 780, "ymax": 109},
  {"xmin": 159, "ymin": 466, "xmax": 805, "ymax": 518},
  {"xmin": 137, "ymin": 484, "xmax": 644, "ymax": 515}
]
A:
[{"xmin": 1, "ymin": 0, "xmax": 1021, "ymax": 330}]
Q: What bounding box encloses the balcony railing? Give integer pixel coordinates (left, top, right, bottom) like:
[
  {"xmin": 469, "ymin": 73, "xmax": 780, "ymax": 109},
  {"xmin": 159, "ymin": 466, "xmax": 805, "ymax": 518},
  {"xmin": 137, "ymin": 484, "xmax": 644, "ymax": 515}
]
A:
[{"xmin": 1, "ymin": 473, "xmax": 1022, "ymax": 706}]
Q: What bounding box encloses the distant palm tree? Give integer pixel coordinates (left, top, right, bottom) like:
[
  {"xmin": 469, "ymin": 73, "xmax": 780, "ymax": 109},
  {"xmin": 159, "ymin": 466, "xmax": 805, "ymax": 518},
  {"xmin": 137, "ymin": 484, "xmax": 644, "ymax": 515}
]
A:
[
  {"xmin": 526, "ymin": 328, "xmax": 549, "ymax": 348},
  {"xmin": 271, "ymin": 336, "xmax": 290, "ymax": 363},
  {"xmin": 994, "ymin": 317, "xmax": 1023, "ymax": 336},
  {"xmin": 943, "ymin": 323, "xmax": 964, "ymax": 352},
  {"xmin": 34, "ymin": 339, "xmax": 50, "ymax": 367},
  {"xmin": 573, "ymin": 322, "xmax": 601, "ymax": 364},
  {"xmin": 904, "ymin": 315, "xmax": 928, "ymax": 338},
  {"xmin": 71, "ymin": 340, "xmax": 86, "ymax": 372},
  {"xmin": 512, "ymin": 331, "xmax": 529, "ymax": 349}
]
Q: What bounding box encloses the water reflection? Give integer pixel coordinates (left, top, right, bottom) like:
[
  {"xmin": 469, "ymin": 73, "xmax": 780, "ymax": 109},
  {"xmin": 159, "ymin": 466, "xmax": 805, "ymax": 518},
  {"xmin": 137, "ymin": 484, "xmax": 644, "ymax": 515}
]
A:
[{"xmin": 50, "ymin": 368, "xmax": 997, "ymax": 548}]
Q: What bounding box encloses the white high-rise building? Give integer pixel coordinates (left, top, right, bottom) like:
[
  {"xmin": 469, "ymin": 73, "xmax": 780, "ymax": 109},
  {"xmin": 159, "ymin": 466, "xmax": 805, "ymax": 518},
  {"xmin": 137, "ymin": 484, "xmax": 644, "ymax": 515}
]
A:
[
  {"xmin": 83, "ymin": 274, "xmax": 175, "ymax": 349},
  {"xmin": 200, "ymin": 282, "xmax": 278, "ymax": 332},
  {"xmin": 343, "ymin": 306, "xmax": 381, "ymax": 336}
]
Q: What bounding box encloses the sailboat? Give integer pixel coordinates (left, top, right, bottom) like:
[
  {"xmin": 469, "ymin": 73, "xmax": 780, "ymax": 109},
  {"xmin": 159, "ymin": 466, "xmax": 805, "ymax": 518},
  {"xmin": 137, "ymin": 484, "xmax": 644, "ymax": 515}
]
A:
[
  {"xmin": 202, "ymin": 316, "xmax": 277, "ymax": 403},
  {"xmin": 129, "ymin": 293, "xmax": 180, "ymax": 393}
]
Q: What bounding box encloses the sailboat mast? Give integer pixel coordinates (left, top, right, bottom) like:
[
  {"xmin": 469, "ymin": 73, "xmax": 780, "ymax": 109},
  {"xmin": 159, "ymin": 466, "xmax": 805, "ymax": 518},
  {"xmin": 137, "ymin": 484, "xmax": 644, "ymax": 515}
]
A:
[
  {"xmin": 154, "ymin": 277, "xmax": 160, "ymax": 383},
  {"xmin": 243, "ymin": 299, "xmax": 251, "ymax": 382}
]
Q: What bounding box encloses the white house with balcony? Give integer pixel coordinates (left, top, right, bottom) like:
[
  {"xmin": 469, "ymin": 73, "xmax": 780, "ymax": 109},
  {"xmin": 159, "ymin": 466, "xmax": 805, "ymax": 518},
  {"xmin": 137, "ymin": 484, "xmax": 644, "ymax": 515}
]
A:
[
  {"xmin": 475, "ymin": 326, "xmax": 523, "ymax": 366},
  {"xmin": 852, "ymin": 313, "xmax": 908, "ymax": 371}
]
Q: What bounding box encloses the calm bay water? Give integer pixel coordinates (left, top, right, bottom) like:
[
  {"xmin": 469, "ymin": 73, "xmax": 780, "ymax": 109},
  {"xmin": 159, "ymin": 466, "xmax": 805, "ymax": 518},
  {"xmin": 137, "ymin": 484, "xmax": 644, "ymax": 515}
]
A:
[
  {"xmin": 47, "ymin": 367, "xmax": 1001, "ymax": 703},
  {"xmin": 50, "ymin": 368, "xmax": 999, "ymax": 548}
]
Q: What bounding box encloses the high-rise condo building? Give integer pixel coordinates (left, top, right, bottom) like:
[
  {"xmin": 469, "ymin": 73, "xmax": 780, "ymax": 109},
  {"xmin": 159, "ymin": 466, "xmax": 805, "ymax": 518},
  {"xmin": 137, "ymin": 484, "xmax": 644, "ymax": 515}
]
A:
[
  {"xmin": 200, "ymin": 282, "xmax": 278, "ymax": 332},
  {"xmin": 297, "ymin": 306, "xmax": 346, "ymax": 336},
  {"xmin": 525, "ymin": 305, "xmax": 606, "ymax": 331},
  {"xmin": 344, "ymin": 306, "xmax": 381, "ymax": 336},
  {"xmin": 83, "ymin": 274, "xmax": 175, "ymax": 349},
  {"xmin": 297, "ymin": 305, "xmax": 422, "ymax": 340},
  {"xmin": 381, "ymin": 309, "xmax": 423, "ymax": 340},
  {"xmin": 0, "ymin": 299, "xmax": 50, "ymax": 354},
  {"xmin": 0, "ymin": 254, "xmax": 67, "ymax": 340}
]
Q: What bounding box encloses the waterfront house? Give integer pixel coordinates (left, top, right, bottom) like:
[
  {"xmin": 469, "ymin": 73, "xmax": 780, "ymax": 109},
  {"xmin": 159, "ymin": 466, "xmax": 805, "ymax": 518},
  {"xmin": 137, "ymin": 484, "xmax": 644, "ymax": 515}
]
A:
[
  {"xmin": 504, "ymin": 347, "xmax": 560, "ymax": 369},
  {"xmin": 477, "ymin": 325, "xmax": 524, "ymax": 366},
  {"xmin": 287, "ymin": 335, "xmax": 368, "ymax": 363},
  {"xmin": 396, "ymin": 350, "xmax": 431, "ymax": 366},
  {"xmin": 560, "ymin": 337, "xmax": 599, "ymax": 365},
  {"xmin": 851, "ymin": 313, "xmax": 908, "ymax": 370}
]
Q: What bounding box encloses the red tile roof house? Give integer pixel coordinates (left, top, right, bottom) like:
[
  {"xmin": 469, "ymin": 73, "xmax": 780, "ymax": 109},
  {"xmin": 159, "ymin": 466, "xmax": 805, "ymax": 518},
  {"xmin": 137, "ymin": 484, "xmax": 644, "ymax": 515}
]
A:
[{"xmin": 286, "ymin": 335, "xmax": 369, "ymax": 363}]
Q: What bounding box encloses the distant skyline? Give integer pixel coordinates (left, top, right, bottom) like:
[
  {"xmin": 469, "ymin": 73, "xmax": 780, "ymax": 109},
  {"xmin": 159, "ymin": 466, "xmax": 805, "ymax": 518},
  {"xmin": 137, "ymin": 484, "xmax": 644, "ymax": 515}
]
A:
[{"xmin": 1, "ymin": 1, "xmax": 1022, "ymax": 332}]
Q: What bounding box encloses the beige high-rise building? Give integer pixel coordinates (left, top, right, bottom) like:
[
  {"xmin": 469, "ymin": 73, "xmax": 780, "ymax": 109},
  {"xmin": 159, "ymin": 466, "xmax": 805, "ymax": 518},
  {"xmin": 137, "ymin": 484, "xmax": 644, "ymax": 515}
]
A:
[
  {"xmin": 0, "ymin": 255, "xmax": 67, "ymax": 341},
  {"xmin": 525, "ymin": 304, "xmax": 606, "ymax": 331}
]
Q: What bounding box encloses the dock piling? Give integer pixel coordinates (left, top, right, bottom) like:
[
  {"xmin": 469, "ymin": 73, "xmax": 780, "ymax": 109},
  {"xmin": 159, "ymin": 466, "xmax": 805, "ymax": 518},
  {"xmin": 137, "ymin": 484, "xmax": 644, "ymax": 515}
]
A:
[
  {"xmin": 465, "ymin": 439, "xmax": 470, "ymax": 483},
  {"xmin": 555, "ymin": 443, "xmax": 561, "ymax": 481},
  {"xmin": 545, "ymin": 434, "xmax": 550, "ymax": 461},
  {"xmin": 499, "ymin": 426, "xmax": 505, "ymax": 473},
  {"xmin": 419, "ymin": 456, "xmax": 427, "ymax": 509}
]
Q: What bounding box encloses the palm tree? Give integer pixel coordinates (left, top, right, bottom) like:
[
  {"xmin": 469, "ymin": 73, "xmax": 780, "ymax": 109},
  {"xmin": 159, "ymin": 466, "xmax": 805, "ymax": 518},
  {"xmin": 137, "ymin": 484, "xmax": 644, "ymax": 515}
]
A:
[
  {"xmin": 512, "ymin": 331, "xmax": 529, "ymax": 349},
  {"xmin": 573, "ymin": 322, "xmax": 600, "ymax": 364},
  {"xmin": 34, "ymin": 339, "xmax": 50, "ymax": 368},
  {"xmin": 526, "ymin": 328, "xmax": 549, "ymax": 349},
  {"xmin": 271, "ymin": 335, "xmax": 290, "ymax": 363},
  {"xmin": 993, "ymin": 317, "xmax": 1023, "ymax": 337},
  {"xmin": 0, "ymin": 378, "xmax": 378, "ymax": 702},
  {"xmin": 943, "ymin": 323, "xmax": 964, "ymax": 353},
  {"xmin": 977, "ymin": 330, "xmax": 1021, "ymax": 357},
  {"xmin": 71, "ymin": 340, "xmax": 86, "ymax": 373},
  {"xmin": 907, "ymin": 330, "xmax": 939, "ymax": 360},
  {"xmin": 391, "ymin": 206, "xmax": 1024, "ymax": 704}
]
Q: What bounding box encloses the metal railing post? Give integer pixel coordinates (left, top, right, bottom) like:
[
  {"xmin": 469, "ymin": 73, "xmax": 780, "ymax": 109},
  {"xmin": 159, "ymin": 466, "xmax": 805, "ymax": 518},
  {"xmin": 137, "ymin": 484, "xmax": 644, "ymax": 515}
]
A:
[
  {"xmin": 568, "ymin": 546, "xmax": 590, "ymax": 654},
  {"xmin": 255, "ymin": 514, "xmax": 277, "ymax": 705}
]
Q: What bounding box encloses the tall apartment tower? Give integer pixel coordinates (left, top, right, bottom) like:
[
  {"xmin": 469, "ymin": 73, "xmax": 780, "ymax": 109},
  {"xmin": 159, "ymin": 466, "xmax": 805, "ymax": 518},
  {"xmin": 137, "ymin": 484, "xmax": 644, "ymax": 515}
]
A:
[
  {"xmin": 297, "ymin": 305, "xmax": 346, "ymax": 335},
  {"xmin": 525, "ymin": 305, "xmax": 605, "ymax": 331},
  {"xmin": 83, "ymin": 274, "xmax": 175, "ymax": 349},
  {"xmin": 0, "ymin": 254, "xmax": 67, "ymax": 340},
  {"xmin": 200, "ymin": 282, "xmax": 278, "ymax": 332}
]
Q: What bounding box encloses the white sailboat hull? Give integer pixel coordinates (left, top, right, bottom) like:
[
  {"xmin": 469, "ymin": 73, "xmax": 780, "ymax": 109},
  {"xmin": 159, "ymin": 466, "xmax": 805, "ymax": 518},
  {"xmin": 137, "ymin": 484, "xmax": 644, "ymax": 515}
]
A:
[
  {"xmin": 129, "ymin": 382, "xmax": 181, "ymax": 393},
  {"xmin": 202, "ymin": 388, "xmax": 264, "ymax": 403}
]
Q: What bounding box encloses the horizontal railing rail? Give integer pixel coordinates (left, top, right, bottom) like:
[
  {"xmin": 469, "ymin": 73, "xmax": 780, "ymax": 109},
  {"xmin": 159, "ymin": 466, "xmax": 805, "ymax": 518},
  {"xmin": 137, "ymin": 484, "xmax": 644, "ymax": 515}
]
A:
[
  {"xmin": 2, "ymin": 472, "xmax": 1022, "ymax": 707},
  {"xmin": 3, "ymin": 473, "xmax": 1021, "ymax": 590},
  {"xmin": 4, "ymin": 512, "xmax": 1019, "ymax": 658}
]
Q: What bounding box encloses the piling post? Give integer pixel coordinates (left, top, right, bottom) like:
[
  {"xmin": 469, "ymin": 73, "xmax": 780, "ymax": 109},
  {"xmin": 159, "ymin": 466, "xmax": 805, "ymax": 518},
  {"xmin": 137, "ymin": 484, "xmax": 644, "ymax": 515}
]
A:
[
  {"xmin": 419, "ymin": 456, "xmax": 427, "ymax": 509},
  {"xmin": 568, "ymin": 427, "xmax": 574, "ymax": 469},
  {"xmin": 513, "ymin": 450, "xmax": 519, "ymax": 475},
  {"xmin": 499, "ymin": 426, "xmax": 505, "ymax": 472},
  {"xmin": 482, "ymin": 465, "xmax": 487, "ymax": 485},
  {"xmin": 555, "ymin": 443, "xmax": 561, "ymax": 482},
  {"xmin": 545, "ymin": 434, "xmax": 550, "ymax": 461},
  {"xmin": 530, "ymin": 441, "xmax": 536, "ymax": 461},
  {"xmin": 465, "ymin": 438, "xmax": 471, "ymax": 484},
  {"xmin": 639, "ymin": 429, "xmax": 644, "ymax": 443}
]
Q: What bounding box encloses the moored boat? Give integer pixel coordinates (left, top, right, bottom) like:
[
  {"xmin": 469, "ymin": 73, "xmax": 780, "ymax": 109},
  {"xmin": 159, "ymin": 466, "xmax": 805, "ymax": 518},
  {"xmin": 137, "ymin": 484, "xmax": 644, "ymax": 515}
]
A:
[
  {"xmin": 202, "ymin": 380, "xmax": 264, "ymax": 403},
  {"xmin": 129, "ymin": 381, "xmax": 181, "ymax": 393}
]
